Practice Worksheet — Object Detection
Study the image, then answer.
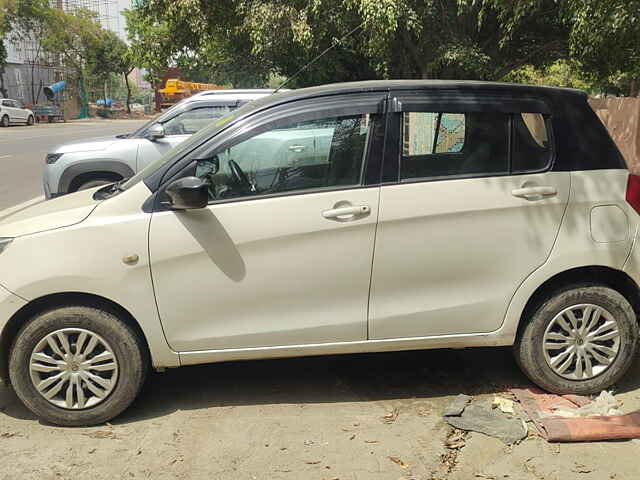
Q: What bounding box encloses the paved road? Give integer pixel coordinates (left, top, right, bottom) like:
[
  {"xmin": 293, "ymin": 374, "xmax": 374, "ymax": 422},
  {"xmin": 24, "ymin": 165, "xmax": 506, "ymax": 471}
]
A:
[{"xmin": 0, "ymin": 119, "xmax": 147, "ymax": 211}]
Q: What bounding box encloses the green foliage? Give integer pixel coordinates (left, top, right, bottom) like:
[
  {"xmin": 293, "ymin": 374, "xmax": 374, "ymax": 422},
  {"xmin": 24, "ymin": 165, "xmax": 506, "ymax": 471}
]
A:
[
  {"xmin": 123, "ymin": 7, "xmax": 173, "ymax": 88},
  {"xmin": 567, "ymin": 0, "xmax": 640, "ymax": 95},
  {"xmin": 135, "ymin": 0, "xmax": 574, "ymax": 87},
  {"xmin": 88, "ymin": 30, "xmax": 132, "ymax": 80},
  {"xmin": 40, "ymin": 8, "xmax": 115, "ymax": 116},
  {"xmin": 505, "ymin": 60, "xmax": 593, "ymax": 91},
  {"xmin": 41, "ymin": 8, "xmax": 103, "ymax": 74}
]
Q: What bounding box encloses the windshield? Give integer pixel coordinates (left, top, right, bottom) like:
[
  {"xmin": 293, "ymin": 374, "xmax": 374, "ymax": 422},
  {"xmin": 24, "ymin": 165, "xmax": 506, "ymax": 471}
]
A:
[{"xmin": 121, "ymin": 108, "xmax": 245, "ymax": 190}]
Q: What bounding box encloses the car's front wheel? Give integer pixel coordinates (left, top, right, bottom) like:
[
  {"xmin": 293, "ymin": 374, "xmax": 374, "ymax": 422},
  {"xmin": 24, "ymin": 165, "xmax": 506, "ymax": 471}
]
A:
[
  {"xmin": 27, "ymin": 115, "xmax": 34, "ymax": 125},
  {"xmin": 0, "ymin": 115, "xmax": 9, "ymax": 127},
  {"xmin": 9, "ymin": 306, "xmax": 147, "ymax": 426},
  {"xmin": 515, "ymin": 285, "xmax": 639, "ymax": 395}
]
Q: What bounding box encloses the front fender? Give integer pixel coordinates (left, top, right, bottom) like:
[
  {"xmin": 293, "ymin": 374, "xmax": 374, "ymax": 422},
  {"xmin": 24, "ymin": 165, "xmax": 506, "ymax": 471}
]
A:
[{"xmin": 58, "ymin": 160, "xmax": 135, "ymax": 193}]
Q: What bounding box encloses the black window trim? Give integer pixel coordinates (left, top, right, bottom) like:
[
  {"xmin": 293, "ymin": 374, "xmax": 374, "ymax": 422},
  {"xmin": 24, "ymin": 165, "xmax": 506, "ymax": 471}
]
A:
[{"xmin": 150, "ymin": 93, "xmax": 388, "ymax": 212}]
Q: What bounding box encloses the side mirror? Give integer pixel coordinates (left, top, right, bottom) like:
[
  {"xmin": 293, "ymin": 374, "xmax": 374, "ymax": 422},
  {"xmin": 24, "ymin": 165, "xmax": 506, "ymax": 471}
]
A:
[
  {"xmin": 147, "ymin": 123, "xmax": 165, "ymax": 140},
  {"xmin": 165, "ymin": 176, "xmax": 209, "ymax": 210}
]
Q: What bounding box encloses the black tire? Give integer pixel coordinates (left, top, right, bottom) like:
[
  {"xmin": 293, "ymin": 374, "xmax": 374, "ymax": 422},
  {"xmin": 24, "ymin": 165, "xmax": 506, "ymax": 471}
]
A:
[
  {"xmin": 9, "ymin": 306, "xmax": 147, "ymax": 426},
  {"xmin": 77, "ymin": 178, "xmax": 115, "ymax": 191},
  {"xmin": 0, "ymin": 115, "xmax": 9, "ymax": 127},
  {"xmin": 27, "ymin": 115, "xmax": 34, "ymax": 125},
  {"xmin": 515, "ymin": 285, "xmax": 639, "ymax": 395}
]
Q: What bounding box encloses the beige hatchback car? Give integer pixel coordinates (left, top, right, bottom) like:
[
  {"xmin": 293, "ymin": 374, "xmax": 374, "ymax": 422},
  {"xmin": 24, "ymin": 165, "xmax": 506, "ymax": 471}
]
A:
[{"xmin": 0, "ymin": 81, "xmax": 639, "ymax": 426}]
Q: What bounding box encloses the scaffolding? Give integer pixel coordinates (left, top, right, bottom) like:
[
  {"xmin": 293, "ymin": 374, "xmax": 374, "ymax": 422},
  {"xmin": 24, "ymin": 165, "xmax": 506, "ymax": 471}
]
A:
[{"xmin": 55, "ymin": 0, "xmax": 121, "ymax": 35}]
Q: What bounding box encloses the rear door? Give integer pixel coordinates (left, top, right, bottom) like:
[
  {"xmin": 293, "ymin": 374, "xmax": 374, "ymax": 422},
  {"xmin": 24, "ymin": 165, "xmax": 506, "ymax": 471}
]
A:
[
  {"xmin": 369, "ymin": 91, "xmax": 570, "ymax": 339},
  {"xmin": 13, "ymin": 101, "xmax": 27, "ymax": 122}
]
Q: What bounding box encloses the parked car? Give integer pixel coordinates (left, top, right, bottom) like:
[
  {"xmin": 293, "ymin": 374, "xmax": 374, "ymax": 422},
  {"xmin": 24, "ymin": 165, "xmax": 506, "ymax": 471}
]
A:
[
  {"xmin": 1, "ymin": 80, "xmax": 639, "ymax": 426},
  {"xmin": 43, "ymin": 91, "xmax": 275, "ymax": 198},
  {"xmin": 0, "ymin": 99, "xmax": 35, "ymax": 127}
]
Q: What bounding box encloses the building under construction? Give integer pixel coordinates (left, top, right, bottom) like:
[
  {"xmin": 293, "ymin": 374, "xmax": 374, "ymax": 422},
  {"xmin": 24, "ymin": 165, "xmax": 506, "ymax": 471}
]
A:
[{"xmin": 1, "ymin": 0, "xmax": 124, "ymax": 104}]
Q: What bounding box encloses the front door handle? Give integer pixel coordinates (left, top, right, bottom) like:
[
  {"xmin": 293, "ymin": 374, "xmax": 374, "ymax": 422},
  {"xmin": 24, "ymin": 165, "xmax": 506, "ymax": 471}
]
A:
[
  {"xmin": 511, "ymin": 186, "xmax": 557, "ymax": 200},
  {"xmin": 288, "ymin": 145, "xmax": 306, "ymax": 153},
  {"xmin": 322, "ymin": 205, "xmax": 370, "ymax": 220}
]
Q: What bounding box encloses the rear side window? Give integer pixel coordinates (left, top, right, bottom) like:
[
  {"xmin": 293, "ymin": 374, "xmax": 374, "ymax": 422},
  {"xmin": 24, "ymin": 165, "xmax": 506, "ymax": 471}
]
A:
[
  {"xmin": 400, "ymin": 111, "xmax": 509, "ymax": 181},
  {"xmin": 511, "ymin": 113, "xmax": 552, "ymax": 173},
  {"xmin": 403, "ymin": 112, "xmax": 465, "ymax": 156}
]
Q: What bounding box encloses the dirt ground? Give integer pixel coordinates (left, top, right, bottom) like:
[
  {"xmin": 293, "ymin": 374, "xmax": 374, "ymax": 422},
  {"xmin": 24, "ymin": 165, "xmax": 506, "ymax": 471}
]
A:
[{"xmin": 1, "ymin": 347, "xmax": 639, "ymax": 480}]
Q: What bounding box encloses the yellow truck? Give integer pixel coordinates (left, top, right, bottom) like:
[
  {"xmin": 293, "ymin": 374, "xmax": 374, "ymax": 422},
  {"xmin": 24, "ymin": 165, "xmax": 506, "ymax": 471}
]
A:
[{"xmin": 158, "ymin": 79, "xmax": 225, "ymax": 107}]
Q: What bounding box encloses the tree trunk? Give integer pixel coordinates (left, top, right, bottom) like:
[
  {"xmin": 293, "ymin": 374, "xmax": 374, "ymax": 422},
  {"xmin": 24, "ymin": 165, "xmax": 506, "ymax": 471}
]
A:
[
  {"xmin": 154, "ymin": 81, "xmax": 162, "ymax": 112},
  {"xmin": 124, "ymin": 71, "xmax": 132, "ymax": 114},
  {"xmin": 30, "ymin": 62, "xmax": 37, "ymax": 104},
  {"xmin": 630, "ymin": 78, "xmax": 639, "ymax": 98},
  {"xmin": 0, "ymin": 66, "xmax": 7, "ymax": 98}
]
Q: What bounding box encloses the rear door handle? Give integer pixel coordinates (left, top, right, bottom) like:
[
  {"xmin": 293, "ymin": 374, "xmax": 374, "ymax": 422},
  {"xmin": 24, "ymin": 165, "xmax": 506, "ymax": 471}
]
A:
[
  {"xmin": 288, "ymin": 145, "xmax": 306, "ymax": 153},
  {"xmin": 322, "ymin": 205, "xmax": 371, "ymax": 220},
  {"xmin": 511, "ymin": 186, "xmax": 557, "ymax": 199}
]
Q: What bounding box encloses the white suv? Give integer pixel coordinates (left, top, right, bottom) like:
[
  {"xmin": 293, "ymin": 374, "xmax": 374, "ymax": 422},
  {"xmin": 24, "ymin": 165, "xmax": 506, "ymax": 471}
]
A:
[
  {"xmin": 0, "ymin": 80, "xmax": 638, "ymax": 426},
  {"xmin": 0, "ymin": 99, "xmax": 35, "ymax": 127},
  {"xmin": 43, "ymin": 91, "xmax": 275, "ymax": 197}
]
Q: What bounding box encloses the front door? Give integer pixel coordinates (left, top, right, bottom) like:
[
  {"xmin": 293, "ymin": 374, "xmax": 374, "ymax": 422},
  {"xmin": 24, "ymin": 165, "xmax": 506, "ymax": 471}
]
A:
[
  {"xmin": 369, "ymin": 97, "xmax": 570, "ymax": 339},
  {"xmin": 149, "ymin": 100, "xmax": 385, "ymax": 351},
  {"xmin": 4, "ymin": 100, "xmax": 19, "ymax": 123}
]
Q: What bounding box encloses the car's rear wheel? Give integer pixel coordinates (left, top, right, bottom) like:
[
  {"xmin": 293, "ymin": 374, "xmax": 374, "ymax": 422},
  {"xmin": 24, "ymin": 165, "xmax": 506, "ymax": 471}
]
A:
[
  {"xmin": 515, "ymin": 285, "xmax": 639, "ymax": 394},
  {"xmin": 9, "ymin": 306, "xmax": 147, "ymax": 426},
  {"xmin": 77, "ymin": 178, "xmax": 116, "ymax": 191},
  {"xmin": 27, "ymin": 115, "xmax": 34, "ymax": 125},
  {"xmin": 0, "ymin": 115, "xmax": 9, "ymax": 127}
]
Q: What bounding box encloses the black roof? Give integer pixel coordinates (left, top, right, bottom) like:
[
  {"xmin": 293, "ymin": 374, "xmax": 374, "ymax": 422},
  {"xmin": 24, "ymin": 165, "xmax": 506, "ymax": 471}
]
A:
[
  {"xmin": 228, "ymin": 80, "xmax": 586, "ymax": 121},
  {"xmin": 267, "ymin": 79, "xmax": 585, "ymax": 104}
]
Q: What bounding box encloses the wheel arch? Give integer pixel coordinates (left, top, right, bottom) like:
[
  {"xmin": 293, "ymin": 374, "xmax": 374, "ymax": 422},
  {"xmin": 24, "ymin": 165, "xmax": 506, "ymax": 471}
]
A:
[
  {"xmin": 516, "ymin": 265, "xmax": 640, "ymax": 340},
  {"xmin": 59, "ymin": 160, "xmax": 134, "ymax": 194},
  {"xmin": 0, "ymin": 292, "xmax": 150, "ymax": 384},
  {"xmin": 68, "ymin": 171, "xmax": 123, "ymax": 192}
]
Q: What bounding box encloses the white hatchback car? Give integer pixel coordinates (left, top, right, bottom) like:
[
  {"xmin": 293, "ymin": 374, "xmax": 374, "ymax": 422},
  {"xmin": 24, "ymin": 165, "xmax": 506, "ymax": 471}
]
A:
[
  {"xmin": 0, "ymin": 80, "xmax": 638, "ymax": 426},
  {"xmin": 0, "ymin": 99, "xmax": 35, "ymax": 127}
]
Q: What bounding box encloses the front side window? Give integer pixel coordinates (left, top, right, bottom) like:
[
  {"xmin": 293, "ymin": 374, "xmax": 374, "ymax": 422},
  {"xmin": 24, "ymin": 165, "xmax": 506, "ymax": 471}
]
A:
[
  {"xmin": 401, "ymin": 111, "xmax": 509, "ymax": 181},
  {"xmin": 195, "ymin": 114, "xmax": 373, "ymax": 202},
  {"xmin": 163, "ymin": 106, "xmax": 234, "ymax": 135}
]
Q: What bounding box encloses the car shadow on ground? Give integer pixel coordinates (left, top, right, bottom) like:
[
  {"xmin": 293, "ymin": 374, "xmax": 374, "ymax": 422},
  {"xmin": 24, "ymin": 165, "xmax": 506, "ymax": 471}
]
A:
[{"xmin": 2, "ymin": 347, "xmax": 639, "ymax": 426}]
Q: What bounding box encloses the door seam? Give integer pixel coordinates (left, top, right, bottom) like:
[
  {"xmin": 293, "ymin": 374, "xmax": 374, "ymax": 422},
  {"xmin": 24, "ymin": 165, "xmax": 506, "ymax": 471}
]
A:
[{"xmin": 366, "ymin": 186, "xmax": 382, "ymax": 341}]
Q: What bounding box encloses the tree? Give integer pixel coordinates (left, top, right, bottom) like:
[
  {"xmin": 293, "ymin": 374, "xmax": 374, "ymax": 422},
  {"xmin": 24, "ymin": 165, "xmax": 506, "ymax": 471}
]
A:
[
  {"xmin": 3, "ymin": 0, "xmax": 53, "ymax": 103},
  {"xmin": 87, "ymin": 30, "xmax": 135, "ymax": 112},
  {"xmin": 124, "ymin": 7, "xmax": 174, "ymax": 111},
  {"xmin": 505, "ymin": 59, "xmax": 593, "ymax": 92},
  {"xmin": 41, "ymin": 8, "xmax": 104, "ymax": 117},
  {"xmin": 134, "ymin": 0, "xmax": 571, "ymax": 87},
  {"xmin": 0, "ymin": 5, "xmax": 9, "ymax": 98},
  {"xmin": 567, "ymin": 0, "xmax": 640, "ymax": 96}
]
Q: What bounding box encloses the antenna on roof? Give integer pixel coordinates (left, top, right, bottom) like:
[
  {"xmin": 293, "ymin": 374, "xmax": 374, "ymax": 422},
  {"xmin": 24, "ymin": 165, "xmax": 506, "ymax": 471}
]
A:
[{"xmin": 273, "ymin": 18, "xmax": 369, "ymax": 94}]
